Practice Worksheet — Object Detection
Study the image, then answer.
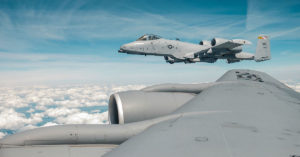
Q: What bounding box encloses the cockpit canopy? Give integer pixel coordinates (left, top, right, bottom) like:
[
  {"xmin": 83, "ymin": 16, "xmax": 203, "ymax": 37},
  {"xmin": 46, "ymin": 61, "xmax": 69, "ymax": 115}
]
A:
[{"xmin": 137, "ymin": 34, "xmax": 161, "ymax": 41}]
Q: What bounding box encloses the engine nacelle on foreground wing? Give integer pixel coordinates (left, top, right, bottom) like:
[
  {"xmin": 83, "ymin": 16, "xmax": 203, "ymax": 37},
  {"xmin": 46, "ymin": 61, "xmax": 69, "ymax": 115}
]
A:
[{"xmin": 108, "ymin": 91, "xmax": 194, "ymax": 124}]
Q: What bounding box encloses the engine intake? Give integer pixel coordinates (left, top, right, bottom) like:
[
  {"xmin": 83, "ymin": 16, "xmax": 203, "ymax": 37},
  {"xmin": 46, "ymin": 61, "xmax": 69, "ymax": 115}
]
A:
[
  {"xmin": 211, "ymin": 38, "xmax": 228, "ymax": 46},
  {"xmin": 108, "ymin": 91, "xmax": 194, "ymax": 124},
  {"xmin": 199, "ymin": 40, "xmax": 211, "ymax": 46}
]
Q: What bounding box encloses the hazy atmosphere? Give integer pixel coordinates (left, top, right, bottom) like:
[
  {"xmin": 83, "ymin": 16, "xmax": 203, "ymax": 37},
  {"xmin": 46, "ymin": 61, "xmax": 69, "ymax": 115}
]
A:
[{"xmin": 0, "ymin": 0, "xmax": 299, "ymax": 138}]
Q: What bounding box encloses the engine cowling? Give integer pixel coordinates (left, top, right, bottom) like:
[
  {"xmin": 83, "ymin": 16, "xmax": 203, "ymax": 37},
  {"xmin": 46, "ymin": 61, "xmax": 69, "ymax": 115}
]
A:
[
  {"xmin": 235, "ymin": 52, "xmax": 254, "ymax": 60},
  {"xmin": 230, "ymin": 46, "xmax": 242, "ymax": 53},
  {"xmin": 211, "ymin": 38, "xmax": 228, "ymax": 46},
  {"xmin": 199, "ymin": 40, "xmax": 211, "ymax": 46},
  {"xmin": 108, "ymin": 91, "xmax": 194, "ymax": 124}
]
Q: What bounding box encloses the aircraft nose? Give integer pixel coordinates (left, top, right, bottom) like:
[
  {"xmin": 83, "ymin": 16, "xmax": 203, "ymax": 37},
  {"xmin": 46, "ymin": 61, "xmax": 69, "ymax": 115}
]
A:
[
  {"xmin": 118, "ymin": 44, "xmax": 129, "ymax": 53},
  {"xmin": 121, "ymin": 44, "xmax": 127, "ymax": 49}
]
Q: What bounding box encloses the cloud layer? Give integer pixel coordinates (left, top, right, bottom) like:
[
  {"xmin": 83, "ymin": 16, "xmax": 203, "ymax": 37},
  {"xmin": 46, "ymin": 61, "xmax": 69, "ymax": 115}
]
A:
[{"xmin": 0, "ymin": 84, "xmax": 145, "ymax": 138}]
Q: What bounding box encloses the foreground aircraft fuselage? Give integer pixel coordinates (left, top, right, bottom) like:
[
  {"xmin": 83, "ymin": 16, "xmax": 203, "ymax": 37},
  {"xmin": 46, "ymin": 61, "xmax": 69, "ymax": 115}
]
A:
[
  {"xmin": 1, "ymin": 69, "xmax": 300, "ymax": 157},
  {"xmin": 118, "ymin": 34, "xmax": 271, "ymax": 64}
]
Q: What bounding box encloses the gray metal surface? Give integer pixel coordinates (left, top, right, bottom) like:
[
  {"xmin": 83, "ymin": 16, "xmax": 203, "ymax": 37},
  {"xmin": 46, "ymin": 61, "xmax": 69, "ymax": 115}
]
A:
[
  {"xmin": 141, "ymin": 83, "xmax": 216, "ymax": 93},
  {"xmin": 0, "ymin": 114, "xmax": 185, "ymax": 146},
  {"xmin": 104, "ymin": 69, "xmax": 300, "ymax": 157},
  {"xmin": 118, "ymin": 34, "xmax": 271, "ymax": 64},
  {"xmin": 0, "ymin": 144, "xmax": 117, "ymax": 157},
  {"xmin": 109, "ymin": 91, "xmax": 195, "ymax": 124},
  {"xmin": 1, "ymin": 69, "xmax": 299, "ymax": 157}
]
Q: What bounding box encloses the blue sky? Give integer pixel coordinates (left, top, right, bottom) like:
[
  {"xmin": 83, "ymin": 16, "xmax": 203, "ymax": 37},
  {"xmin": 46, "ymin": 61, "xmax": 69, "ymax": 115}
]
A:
[{"xmin": 0, "ymin": 0, "xmax": 300, "ymax": 86}]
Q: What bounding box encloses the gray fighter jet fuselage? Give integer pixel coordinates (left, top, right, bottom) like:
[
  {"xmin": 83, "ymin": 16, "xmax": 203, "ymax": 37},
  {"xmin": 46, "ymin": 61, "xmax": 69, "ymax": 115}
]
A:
[{"xmin": 118, "ymin": 34, "xmax": 271, "ymax": 64}]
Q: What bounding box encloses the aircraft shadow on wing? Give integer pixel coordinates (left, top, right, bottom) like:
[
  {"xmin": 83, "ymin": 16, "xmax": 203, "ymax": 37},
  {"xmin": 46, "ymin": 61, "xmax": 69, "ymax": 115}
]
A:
[{"xmin": 118, "ymin": 34, "xmax": 271, "ymax": 64}]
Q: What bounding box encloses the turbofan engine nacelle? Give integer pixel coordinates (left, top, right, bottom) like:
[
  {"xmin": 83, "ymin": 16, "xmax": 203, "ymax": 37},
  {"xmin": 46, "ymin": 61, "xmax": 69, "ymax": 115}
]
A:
[
  {"xmin": 230, "ymin": 46, "xmax": 242, "ymax": 53},
  {"xmin": 199, "ymin": 40, "xmax": 211, "ymax": 46},
  {"xmin": 108, "ymin": 91, "xmax": 194, "ymax": 124},
  {"xmin": 211, "ymin": 38, "xmax": 228, "ymax": 46}
]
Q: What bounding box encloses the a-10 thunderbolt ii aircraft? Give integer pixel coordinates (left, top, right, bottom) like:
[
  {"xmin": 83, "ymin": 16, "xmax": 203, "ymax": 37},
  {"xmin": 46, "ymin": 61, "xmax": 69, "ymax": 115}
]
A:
[
  {"xmin": 118, "ymin": 34, "xmax": 271, "ymax": 64},
  {"xmin": 1, "ymin": 69, "xmax": 300, "ymax": 157}
]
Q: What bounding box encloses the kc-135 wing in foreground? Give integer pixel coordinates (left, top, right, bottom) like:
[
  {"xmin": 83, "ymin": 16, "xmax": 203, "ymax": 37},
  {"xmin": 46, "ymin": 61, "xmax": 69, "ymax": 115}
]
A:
[{"xmin": 1, "ymin": 69, "xmax": 300, "ymax": 157}]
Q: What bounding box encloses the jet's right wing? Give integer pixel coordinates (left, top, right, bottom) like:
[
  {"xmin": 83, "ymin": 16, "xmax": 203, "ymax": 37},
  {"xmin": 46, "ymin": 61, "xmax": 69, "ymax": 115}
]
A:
[{"xmin": 104, "ymin": 69, "xmax": 300, "ymax": 157}]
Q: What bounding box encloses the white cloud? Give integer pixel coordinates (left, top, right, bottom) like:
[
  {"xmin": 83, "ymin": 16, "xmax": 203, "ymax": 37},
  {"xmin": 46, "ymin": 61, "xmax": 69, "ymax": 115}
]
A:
[
  {"xmin": 45, "ymin": 107, "xmax": 80, "ymax": 117},
  {"xmin": 27, "ymin": 108, "xmax": 35, "ymax": 113},
  {"xmin": 111, "ymin": 85, "xmax": 147, "ymax": 93},
  {"xmin": 0, "ymin": 84, "xmax": 144, "ymax": 139},
  {"xmin": 56, "ymin": 111, "xmax": 108, "ymax": 124},
  {"xmin": 41, "ymin": 122, "xmax": 58, "ymax": 127},
  {"xmin": 18, "ymin": 124, "xmax": 39, "ymax": 132},
  {"xmin": 0, "ymin": 108, "xmax": 27, "ymax": 130},
  {"xmin": 0, "ymin": 108, "xmax": 42, "ymax": 130},
  {"xmin": 0, "ymin": 85, "xmax": 131, "ymax": 108},
  {"xmin": 284, "ymin": 82, "xmax": 300, "ymax": 93},
  {"xmin": 0, "ymin": 132, "xmax": 6, "ymax": 139}
]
